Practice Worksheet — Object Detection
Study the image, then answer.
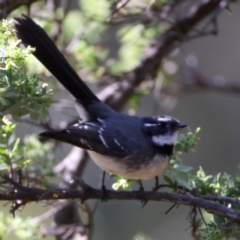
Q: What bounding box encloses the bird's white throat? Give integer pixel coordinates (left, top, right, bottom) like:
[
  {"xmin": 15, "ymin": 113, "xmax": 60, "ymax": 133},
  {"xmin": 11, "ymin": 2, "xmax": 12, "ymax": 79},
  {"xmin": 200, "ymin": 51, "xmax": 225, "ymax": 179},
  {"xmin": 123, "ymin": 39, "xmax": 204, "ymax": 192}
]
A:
[{"xmin": 152, "ymin": 131, "xmax": 179, "ymax": 146}]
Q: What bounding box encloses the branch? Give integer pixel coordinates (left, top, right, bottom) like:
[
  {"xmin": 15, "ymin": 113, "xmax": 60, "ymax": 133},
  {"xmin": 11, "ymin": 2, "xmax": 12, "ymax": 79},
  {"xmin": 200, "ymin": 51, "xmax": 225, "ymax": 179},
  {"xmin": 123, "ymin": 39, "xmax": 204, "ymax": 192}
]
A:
[
  {"xmin": 102, "ymin": 0, "xmax": 228, "ymax": 111},
  {"xmin": 0, "ymin": 0, "xmax": 38, "ymax": 19},
  {"xmin": 1, "ymin": 175, "xmax": 240, "ymax": 224},
  {"xmin": 162, "ymin": 68, "xmax": 240, "ymax": 97}
]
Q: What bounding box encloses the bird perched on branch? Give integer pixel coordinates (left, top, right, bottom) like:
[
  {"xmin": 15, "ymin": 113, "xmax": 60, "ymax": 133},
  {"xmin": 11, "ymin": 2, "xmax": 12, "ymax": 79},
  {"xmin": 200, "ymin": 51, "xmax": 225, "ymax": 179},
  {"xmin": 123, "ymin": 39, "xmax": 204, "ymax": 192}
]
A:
[{"xmin": 15, "ymin": 16, "xmax": 187, "ymax": 192}]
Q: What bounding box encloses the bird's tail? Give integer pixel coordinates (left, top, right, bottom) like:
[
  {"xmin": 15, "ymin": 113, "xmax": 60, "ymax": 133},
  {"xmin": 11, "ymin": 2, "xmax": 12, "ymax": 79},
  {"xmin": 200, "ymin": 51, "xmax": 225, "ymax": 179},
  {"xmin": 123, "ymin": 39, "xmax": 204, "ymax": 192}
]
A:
[{"xmin": 15, "ymin": 16, "xmax": 100, "ymax": 108}]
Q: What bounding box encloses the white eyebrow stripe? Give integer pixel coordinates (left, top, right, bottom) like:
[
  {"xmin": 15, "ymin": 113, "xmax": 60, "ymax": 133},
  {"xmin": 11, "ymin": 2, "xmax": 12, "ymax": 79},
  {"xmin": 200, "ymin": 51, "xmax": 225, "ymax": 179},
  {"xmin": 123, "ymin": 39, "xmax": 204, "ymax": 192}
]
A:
[{"xmin": 157, "ymin": 117, "xmax": 171, "ymax": 122}]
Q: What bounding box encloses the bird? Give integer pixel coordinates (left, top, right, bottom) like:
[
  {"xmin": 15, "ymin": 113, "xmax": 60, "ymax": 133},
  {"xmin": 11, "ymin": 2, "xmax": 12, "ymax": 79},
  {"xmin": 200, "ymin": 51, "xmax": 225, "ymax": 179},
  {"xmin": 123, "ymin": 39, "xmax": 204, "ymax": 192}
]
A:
[{"xmin": 14, "ymin": 16, "xmax": 187, "ymax": 192}]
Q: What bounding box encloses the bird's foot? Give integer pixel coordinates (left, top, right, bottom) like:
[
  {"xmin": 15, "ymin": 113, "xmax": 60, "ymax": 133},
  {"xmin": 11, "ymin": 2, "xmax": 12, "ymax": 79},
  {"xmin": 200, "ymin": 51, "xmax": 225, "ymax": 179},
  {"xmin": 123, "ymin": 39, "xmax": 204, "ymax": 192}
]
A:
[
  {"xmin": 152, "ymin": 176, "xmax": 160, "ymax": 191},
  {"xmin": 136, "ymin": 185, "xmax": 148, "ymax": 207},
  {"xmin": 101, "ymin": 184, "xmax": 108, "ymax": 202}
]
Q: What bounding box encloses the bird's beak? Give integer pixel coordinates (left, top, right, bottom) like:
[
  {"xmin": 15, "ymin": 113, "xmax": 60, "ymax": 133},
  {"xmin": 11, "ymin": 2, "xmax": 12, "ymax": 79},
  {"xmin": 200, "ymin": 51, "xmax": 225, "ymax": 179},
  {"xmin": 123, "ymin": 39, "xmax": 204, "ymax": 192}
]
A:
[{"xmin": 177, "ymin": 124, "xmax": 187, "ymax": 130}]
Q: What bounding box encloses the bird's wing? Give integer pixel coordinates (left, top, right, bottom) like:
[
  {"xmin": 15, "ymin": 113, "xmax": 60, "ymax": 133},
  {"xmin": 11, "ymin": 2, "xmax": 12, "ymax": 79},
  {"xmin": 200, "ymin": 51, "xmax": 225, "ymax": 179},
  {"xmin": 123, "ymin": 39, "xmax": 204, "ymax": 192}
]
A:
[{"xmin": 40, "ymin": 121, "xmax": 132, "ymax": 158}]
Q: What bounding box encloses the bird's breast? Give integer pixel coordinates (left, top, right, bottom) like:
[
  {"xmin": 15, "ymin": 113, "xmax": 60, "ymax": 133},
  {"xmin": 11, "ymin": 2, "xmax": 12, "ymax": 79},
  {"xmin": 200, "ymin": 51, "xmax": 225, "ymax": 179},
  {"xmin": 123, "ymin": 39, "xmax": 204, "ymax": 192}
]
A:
[{"xmin": 88, "ymin": 151, "xmax": 170, "ymax": 180}]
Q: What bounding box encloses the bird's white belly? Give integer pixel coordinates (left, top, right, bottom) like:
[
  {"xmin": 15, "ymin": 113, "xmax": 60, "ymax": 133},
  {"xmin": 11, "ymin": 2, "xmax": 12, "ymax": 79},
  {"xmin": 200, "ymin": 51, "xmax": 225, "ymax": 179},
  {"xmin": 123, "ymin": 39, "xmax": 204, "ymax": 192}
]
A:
[{"xmin": 88, "ymin": 151, "xmax": 170, "ymax": 180}]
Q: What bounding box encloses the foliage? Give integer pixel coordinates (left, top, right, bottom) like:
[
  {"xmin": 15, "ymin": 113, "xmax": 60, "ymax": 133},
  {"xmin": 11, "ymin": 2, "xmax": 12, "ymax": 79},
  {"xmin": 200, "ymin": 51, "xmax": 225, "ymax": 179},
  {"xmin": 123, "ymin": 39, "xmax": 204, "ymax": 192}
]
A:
[
  {"xmin": 0, "ymin": 212, "xmax": 41, "ymax": 240},
  {"xmin": 0, "ymin": 20, "xmax": 52, "ymax": 121},
  {"xmin": 0, "ymin": 116, "xmax": 54, "ymax": 173},
  {"xmin": 0, "ymin": 20, "xmax": 55, "ymax": 172}
]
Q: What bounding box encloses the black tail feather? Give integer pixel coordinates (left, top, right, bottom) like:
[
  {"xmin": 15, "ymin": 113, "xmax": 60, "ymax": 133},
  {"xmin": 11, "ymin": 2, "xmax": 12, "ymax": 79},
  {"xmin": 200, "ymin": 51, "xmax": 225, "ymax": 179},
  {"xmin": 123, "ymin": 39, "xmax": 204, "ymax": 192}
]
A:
[
  {"xmin": 39, "ymin": 130, "xmax": 92, "ymax": 151},
  {"xmin": 14, "ymin": 15, "xmax": 100, "ymax": 108}
]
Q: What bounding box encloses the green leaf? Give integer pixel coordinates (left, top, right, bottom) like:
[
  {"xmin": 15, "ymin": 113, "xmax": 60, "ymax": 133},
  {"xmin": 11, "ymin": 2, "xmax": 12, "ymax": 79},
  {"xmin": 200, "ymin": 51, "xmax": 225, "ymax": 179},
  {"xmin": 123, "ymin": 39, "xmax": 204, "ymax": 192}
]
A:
[
  {"xmin": 11, "ymin": 138, "xmax": 20, "ymax": 155},
  {"xmin": 175, "ymin": 165, "xmax": 193, "ymax": 173}
]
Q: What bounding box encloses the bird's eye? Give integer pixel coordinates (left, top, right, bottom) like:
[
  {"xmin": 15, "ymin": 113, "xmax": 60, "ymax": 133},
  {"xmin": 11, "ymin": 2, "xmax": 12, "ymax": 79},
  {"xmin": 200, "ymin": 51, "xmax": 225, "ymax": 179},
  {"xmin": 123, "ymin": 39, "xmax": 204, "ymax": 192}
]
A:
[
  {"xmin": 158, "ymin": 121, "xmax": 165, "ymax": 127},
  {"xmin": 158, "ymin": 121, "xmax": 170, "ymax": 128}
]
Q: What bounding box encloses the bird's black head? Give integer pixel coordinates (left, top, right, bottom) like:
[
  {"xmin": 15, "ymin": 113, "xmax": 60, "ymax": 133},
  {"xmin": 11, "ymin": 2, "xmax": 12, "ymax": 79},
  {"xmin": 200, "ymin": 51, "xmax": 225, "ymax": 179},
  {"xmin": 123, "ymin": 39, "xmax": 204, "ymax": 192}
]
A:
[{"xmin": 143, "ymin": 116, "xmax": 187, "ymax": 146}]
